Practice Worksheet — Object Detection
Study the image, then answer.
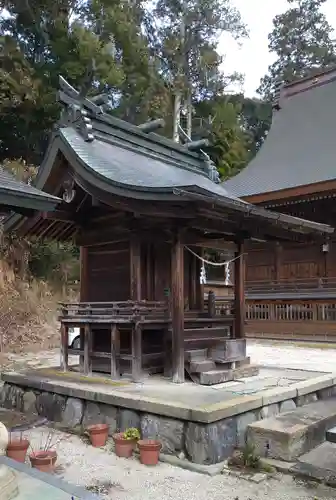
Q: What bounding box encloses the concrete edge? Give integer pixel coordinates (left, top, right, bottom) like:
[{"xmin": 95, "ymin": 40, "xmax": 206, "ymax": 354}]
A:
[
  {"xmin": 159, "ymin": 453, "xmax": 227, "ymax": 476},
  {"xmin": 2, "ymin": 370, "xmax": 336, "ymax": 425}
]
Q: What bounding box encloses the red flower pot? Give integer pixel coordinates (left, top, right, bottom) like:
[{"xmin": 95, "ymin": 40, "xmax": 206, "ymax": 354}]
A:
[
  {"xmin": 29, "ymin": 450, "xmax": 57, "ymax": 473},
  {"xmin": 113, "ymin": 433, "xmax": 136, "ymax": 458},
  {"xmin": 87, "ymin": 423, "xmax": 109, "ymax": 447},
  {"xmin": 138, "ymin": 439, "xmax": 161, "ymax": 466},
  {"xmin": 6, "ymin": 439, "xmax": 30, "ymax": 463}
]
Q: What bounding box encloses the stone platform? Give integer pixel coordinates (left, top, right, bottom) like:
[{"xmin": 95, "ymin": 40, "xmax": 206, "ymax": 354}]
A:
[{"xmin": 1, "ymin": 366, "xmax": 336, "ymax": 465}]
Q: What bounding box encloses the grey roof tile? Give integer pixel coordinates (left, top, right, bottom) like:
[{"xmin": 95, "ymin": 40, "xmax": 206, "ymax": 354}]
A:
[
  {"xmin": 223, "ymin": 76, "xmax": 336, "ymax": 197},
  {"xmin": 0, "ymin": 167, "xmax": 60, "ymax": 211},
  {"xmin": 60, "ymin": 127, "xmax": 243, "ymax": 201}
]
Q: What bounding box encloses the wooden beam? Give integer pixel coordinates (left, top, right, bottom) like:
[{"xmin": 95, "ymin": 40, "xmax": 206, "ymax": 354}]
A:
[
  {"xmin": 130, "ymin": 235, "xmax": 142, "ymax": 300},
  {"xmin": 171, "ymin": 230, "xmax": 185, "ymax": 383},
  {"xmin": 60, "ymin": 323, "xmax": 68, "ymax": 372},
  {"xmin": 42, "ymin": 210, "xmax": 76, "ymax": 222},
  {"xmin": 234, "ymin": 241, "xmax": 245, "ymax": 339}
]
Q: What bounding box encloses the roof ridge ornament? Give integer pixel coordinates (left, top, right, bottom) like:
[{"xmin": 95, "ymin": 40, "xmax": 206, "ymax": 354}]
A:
[
  {"xmin": 57, "ymin": 76, "xmax": 108, "ymax": 142},
  {"xmin": 178, "ymin": 125, "xmax": 220, "ymax": 183}
]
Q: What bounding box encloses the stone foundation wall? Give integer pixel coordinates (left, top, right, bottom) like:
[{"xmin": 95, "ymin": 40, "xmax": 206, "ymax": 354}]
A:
[{"xmin": 1, "ymin": 382, "xmax": 336, "ymax": 465}]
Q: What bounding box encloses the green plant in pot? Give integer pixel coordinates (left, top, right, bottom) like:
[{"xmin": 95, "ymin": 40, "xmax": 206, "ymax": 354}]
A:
[{"xmin": 113, "ymin": 428, "xmax": 140, "ymax": 458}]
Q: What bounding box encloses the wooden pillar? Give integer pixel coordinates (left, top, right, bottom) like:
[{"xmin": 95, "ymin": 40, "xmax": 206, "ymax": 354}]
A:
[
  {"xmin": 60, "ymin": 323, "xmax": 68, "ymax": 372},
  {"xmin": 80, "ymin": 247, "xmax": 89, "ymax": 301},
  {"xmin": 171, "ymin": 231, "xmax": 185, "ymax": 383},
  {"xmin": 189, "ymin": 251, "xmax": 197, "ymax": 310},
  {"xmin": 234, "ymin": 241, "xmax": 245, "ymax": 339},
  {"xmin": 79, "ymin": 247, "xmax": 89, "ymax": 371},
  {"xmin": 196, "ymin": 248, "xmax": 205, "ymax": 311},
  {"xmin": 274, "ymin": 242, "xmax": 282, "ymax": 282},
  {"xmin": 131, "ymin": 321, "xmax": 142, "ymax": 382},
  {"xmin": 111, "ymin": 323, "xmax": 120, "ymax": 379},
  {"xmin": 83, "ymin": 323, "xmax": 92, "ymax": 375},
  {"xmin": 130, "ymin": 235, "xmax": 141, "ymax": 301},
  {"xmin": 207, "ymin": 290, "xmax": 216, "ymax": 317}
]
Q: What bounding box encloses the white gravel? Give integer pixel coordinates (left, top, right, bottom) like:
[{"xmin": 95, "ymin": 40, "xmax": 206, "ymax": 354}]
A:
[
  {"xmin": 23, "ymin": 427, "xmax": 335, "ymax": 500},
  {"xmin": 247, "ymin": 341, "xmax": 336, "ymax": 373}
]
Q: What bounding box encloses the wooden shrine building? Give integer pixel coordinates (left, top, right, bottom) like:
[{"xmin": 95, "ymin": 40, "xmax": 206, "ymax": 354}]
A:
[
  {"xmin": 5, "ymin": 76, "xmax": 334, "ymax": 384},
  {"xmin": 224, "ymin": 67, "xmax": 336, "ymax": 342}
]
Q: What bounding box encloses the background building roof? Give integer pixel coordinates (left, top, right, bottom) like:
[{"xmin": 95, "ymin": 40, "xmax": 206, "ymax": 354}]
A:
[{"xmin": 223, "ymin": 68, "xmax": 336, "ymax": 199}]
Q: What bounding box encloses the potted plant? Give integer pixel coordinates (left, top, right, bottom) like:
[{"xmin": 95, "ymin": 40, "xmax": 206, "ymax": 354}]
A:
[
  {"xmin": 87, "ymin": 423, "xmax": 109, "ymax": 448},
  {"xmin": 138, "ymin": 439, "xmax": 162, "ymax": 466},
  {"xmin": 6, "ymin": 431, "xmax": 30, "ymax": 463},
  {"xmin": 29, "ymin": 428, "xmax": 63, "ymax": 473},
  {"xmin": 113, "ymin": 428, "xmax": 140, "ymax": 458}
]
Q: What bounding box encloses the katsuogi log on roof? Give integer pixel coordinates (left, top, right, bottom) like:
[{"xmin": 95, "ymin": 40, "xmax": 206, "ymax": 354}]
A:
[{"xmin": 5, "ymin": 75, "xmax": 334, "ymax": 243}]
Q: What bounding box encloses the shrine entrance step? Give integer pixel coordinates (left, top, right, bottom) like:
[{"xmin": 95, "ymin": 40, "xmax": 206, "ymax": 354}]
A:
[
  {"xmin": 247, "ymin": 398, "xmax": 336, "ymax": 461},
  {"xmin": 184, "ymin": 346, "xmax": 258, "ymax": 385}
]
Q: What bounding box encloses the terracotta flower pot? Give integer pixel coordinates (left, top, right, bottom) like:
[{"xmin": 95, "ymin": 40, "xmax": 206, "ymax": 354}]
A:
[
  {"xmin": 138, "ymin": 439, "xmax": 161, "ymax": 466},
  {"xmin": 29, "ymin": 450, "xmax": 57, "ymax": 473},
  {"xmin": 6, "ymin": 439, "xmax": 30, "ymax": 463},
  {"xmin": 87, "ymin": 423, "xmax": 109, "ymax": 447},
  {"xmin": 113, "ymin": 433, "xmax": 136, "ymax": 458}
]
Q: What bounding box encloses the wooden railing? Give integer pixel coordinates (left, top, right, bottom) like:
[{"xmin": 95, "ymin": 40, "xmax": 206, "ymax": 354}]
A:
[
  {"xmin": 247, "ymin": 277, "xmax": 336, "ymax": 296},
  {"xmin": 59, "ymin": 300, "xmax": 169, "ymax": 323},
  {"xmin": 246, "ymin": 301, "xmax": 336, "ymax": 321}
]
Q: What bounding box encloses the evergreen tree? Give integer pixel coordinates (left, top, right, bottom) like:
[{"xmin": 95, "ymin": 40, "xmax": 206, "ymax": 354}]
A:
[{"xmin": 258, "ymin": 0, "xmax": 336, "ymax": 100}]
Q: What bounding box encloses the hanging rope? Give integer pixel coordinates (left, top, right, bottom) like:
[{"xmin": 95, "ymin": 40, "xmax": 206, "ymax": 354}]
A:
[
  {"xmin": 185, "ymin": 246, "xmax": 246, "ymax": 266},
  {"xmin": 185, "ymin": 246, "xmax": 246, "ymax": 285}
]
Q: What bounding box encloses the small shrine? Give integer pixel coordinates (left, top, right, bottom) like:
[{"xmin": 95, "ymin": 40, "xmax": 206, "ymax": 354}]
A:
[{"xmin": 6, "ymin": 76, "xmax": 333, "ymax": 384}]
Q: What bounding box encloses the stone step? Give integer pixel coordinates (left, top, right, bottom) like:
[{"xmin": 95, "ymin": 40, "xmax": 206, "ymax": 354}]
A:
[
  {"xmin": 326, "ymin": 426, "xmax": 336, "ymax": 443},
  {"xmin": 247, "ymin": 398, "xmax": 336, "ymax": 461},
  {"xmin": 199, "ymin": 369, "xmax": 232, "ymax": 385},
  {"xmin": 185, "ymin": 349, "xmax": 208, "ymax": 362},
  {"xmin": 189, "ymin": 360, "xmax": 216, "ymax": 373},
  {"xmin": 290, "ymin": 441, "xmax": 336, "ymax": 486}
]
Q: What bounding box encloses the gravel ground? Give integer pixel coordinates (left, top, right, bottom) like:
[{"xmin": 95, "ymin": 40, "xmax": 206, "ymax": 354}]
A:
[
  {"xmin": 3, "ymin": 340, "xmax": 335, "ymax": 374},
  {"xmin": 247, "ymin": 341, "xmax": 336, "ymax": 373},
  {"xmin": 23, "ymin": 427, "xmax": 335, "ymax": 500},
  {"xmin": 5, "ymin": 342, "xmax": 336, "ymax": 499}
]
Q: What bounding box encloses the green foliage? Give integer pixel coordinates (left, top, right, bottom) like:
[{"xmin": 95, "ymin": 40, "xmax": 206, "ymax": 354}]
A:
[
  {"xmin": 122, "ymin": 428, "xmax": 140, "ymax": 441},
  {"xmin": 258, "ymin": 0, "xmax": 336, "ymax": 100}
]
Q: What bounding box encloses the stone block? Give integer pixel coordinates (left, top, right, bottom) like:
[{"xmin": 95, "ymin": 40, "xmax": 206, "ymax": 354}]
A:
[
  {"xmin": 236, "ymin": 410, "xmax": 258, "ymax": 448},
  {"xmin": 118, "ymin": 409, "xmax": 140, "ymax": 432},
  {"xmin": 295, "ymin": 376, "xmax": 334, "ymax": 397},
  {"xmin": 247, "ymin": 399, "xmax": 336, "ymax": 461},
  {"xmin": 261, "ymin": 386, "xmax": 297, "ymax": 406},
  {"xmin": 36, "ymin": 392, "xmax": 66, "ymax": 422},
  {"xmin": 82, "ymin": 402, "xmax": 118, "ymax": 435},
  {"xmin": 189, "ymin": 360, "xmax": 215, "ymax": 373},
  {"xmin": 22, "ymin": 391, "xmax": 37, "ymax": 414},
  {"xmin": 279, "ymin": 399, "xmax": 296, "ymax": 413},
  {"xmin": 3, "ymin": 385, "xmax": 24, "ymax": 411},
  {"xmin": 141, "ymin": 414, "xmax": 184, "ymax": 455},
  {"xmin": 185, "ymin": 418, "xmax": 237, "ymax": 465},
  {"xmin": 259, "ymin": 403, "xmax": 279, "ymax": 420},
  {"xmin": 209, "ymin": 339, "xmax": 246, "ymax": 363},
  {"xmin": 61, "ymin": 397, "xmax": 83, "ymax": 428},
  {"xmin": 317, "ymin": 386, "xmax": 336, "ymax": 400},
  {"xmin": 295, "ymin": 393, "xmax": 318, "ymax": 407}
]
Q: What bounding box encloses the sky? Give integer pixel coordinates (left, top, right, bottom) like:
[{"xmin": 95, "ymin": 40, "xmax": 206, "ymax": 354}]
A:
[{"xmin": 218, "ymin": 0, "xmax": 336, "ymax": 97}]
